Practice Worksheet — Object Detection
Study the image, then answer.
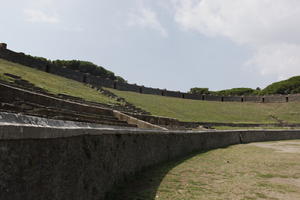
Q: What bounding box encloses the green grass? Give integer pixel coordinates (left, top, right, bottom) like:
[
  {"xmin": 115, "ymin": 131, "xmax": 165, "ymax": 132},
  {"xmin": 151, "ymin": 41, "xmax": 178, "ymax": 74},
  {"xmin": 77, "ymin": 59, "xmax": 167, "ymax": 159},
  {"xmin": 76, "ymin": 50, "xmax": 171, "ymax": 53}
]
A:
[
  {"xmin": 213, "ymin": 126, "xmax": 299, "ymax": 130},
  {"xmin": 106, "ymin": 88, "xmax": 300, "ymax": 123},
  {"xmin": 0, "ymin": 59, "xmax": 117, "ymax": 104},
  {"xmin": 112, "ymin": 140, "xmax": 300, "ymax": 200}
]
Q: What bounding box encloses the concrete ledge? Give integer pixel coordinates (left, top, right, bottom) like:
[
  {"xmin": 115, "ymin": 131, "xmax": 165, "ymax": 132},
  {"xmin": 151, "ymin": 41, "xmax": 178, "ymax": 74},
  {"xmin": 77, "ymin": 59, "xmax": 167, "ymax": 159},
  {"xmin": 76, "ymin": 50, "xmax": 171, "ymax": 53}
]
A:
[{"xmin": 0, "ymin": 123, "xmax": 300, "ymax": 200}]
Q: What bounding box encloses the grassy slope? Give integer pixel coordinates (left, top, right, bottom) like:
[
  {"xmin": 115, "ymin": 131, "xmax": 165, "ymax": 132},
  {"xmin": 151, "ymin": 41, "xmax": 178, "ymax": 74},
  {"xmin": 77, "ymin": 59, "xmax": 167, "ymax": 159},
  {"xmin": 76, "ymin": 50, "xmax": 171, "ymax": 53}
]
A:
[
  {"xmin": 107, "ymin": 88, "xmax": 300, "ymax": 123},
  {"xmin": 0, "ymin": 59, "xmax": 116, "ymax": 104},
  {"xmin": 112, "ymin": 140, "xmax": 300, "ymax": 200}
]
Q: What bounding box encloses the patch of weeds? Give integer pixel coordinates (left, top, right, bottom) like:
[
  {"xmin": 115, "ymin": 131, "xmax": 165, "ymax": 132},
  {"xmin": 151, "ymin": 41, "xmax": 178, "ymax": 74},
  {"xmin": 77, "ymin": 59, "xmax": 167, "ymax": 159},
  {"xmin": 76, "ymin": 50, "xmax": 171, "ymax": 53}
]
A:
[
  {"xmin": 257, "ymin": 182, "xmax": 297, "ymax": 193},
  {"xmin": 255, "ymin": 192, "xmax": 268, "ymax": 198},
  {"xmin": 242, "ymin": 196, "xmax": 257, "ymax": 200},
  {"xmin": 257, "ymin": 173, "xmax": 289, "ymax": 179}
]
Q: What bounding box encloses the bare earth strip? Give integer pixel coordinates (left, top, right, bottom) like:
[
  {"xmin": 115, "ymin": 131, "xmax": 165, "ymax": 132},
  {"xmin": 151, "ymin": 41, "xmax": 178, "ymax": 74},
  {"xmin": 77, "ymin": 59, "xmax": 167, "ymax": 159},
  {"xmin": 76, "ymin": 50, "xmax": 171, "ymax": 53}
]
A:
[{"xmin": 110, "ymin": 140, "xmax": 300, "ymax": 200}]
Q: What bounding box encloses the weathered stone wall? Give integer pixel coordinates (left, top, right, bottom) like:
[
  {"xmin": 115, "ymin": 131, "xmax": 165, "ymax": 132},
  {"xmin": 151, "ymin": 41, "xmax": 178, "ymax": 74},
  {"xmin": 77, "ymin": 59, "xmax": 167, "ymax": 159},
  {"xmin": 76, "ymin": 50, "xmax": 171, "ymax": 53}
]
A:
[
  {"xmin": 141, "ymin": 86, "xmax": 162, "ymax": 95},
  {"xmin": 0, "ymin": 124, "xmax": 300, "ymax": 200},
  {"xmin": 263, "ymin": 95, "xmax": 287, "ymax": 103},
  {"xmin": 163, "ymin": 90, "xmax": 183, "ymax": 98},
  {"xmin": 85, "ymin": 74, "xmax": 115, "ymax": 88},
  {"xmin": 0, "ymin": 43, "xmax": 7, "ymax": 50},
  {"xmin": 183, "ymin": 93, "xmax": 203, "ymax": 100},
  {"xmin": 0, "ymin": 48, "xmax": 48, "ymax": 71},
  {"xmin": 223, "ymin": 96, "xmax": 243, "ymax": 102},
  {"xmin": 0, "ymin": 46, "xmax": 297, "ymax": 103},
  {"xmin": 204, "ymin": 95, "xmax": 223, "ymax": 101},
  {"xmin": 243, "ymin": 96, "xmax": 262, "ymax": 102},
  {"xmin": 49, "ymin": 65, "xmax": 84, "ymax": 82},
  {"xmin": 115, "ymin": 82, "xmax": 140, "ymax": 92},
  {"xmin": 289, "ymin": 94, "xmax": 300, "ymax": 102}
]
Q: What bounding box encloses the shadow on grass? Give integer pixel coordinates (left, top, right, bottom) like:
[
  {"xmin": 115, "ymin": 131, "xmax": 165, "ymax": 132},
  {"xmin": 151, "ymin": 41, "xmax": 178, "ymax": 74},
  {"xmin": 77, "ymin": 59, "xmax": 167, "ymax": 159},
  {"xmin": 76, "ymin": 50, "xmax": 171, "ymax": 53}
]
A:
[{"xmin": 106, "ymin": 151, "xmax": 206, "ymax": 200}]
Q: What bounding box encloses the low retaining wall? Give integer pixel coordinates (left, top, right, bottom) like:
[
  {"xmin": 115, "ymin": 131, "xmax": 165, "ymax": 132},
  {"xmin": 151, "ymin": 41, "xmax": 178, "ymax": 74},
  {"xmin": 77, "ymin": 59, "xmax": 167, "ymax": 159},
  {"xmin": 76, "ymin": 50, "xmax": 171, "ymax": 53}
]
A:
[{"xmin": 1, "ymin": 122, "xmax": 300, "ymax": 200}]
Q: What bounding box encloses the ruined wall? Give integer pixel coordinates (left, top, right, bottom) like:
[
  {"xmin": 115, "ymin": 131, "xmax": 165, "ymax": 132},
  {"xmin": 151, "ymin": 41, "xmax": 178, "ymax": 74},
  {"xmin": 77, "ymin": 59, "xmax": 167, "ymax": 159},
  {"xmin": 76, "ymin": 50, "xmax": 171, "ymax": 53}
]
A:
[
  {"xmin": 183, "ymin": 93, "xmax": 204, "ymax": 100},
  {"xmin": 0, "ymin": 83, "xmax": 113, "ymax": 116},
  {"xmin": 204, "ymin": 95, "xmax": 223, "ymax": 101},
  {"xmin": 243, "ymin": 96, "xmax": 262, "ymax": 103},
  {"xmin": 163, "ymin": 90, "xmax": 183, "ymax": 98},
  {"xmin": 49, "ymin": 65, "xmax": 84, "ymax": 82},
  {"xmin": 0, "ymin": 48, "xmax": 48, "ymax": 71},
  {"xmin": 263, "ymin": 95, "xmax": 287, "ymax": 103},
  {"xmin": 1, "ymin": 124, "xmax": 300, "ymax": 200},
  {"xmin": 115, "ymin": 82, "xmax": 140, "ymax": 92},
  {"xmin": 0, "ymin": 45, "xmax": 299, "ymax": 104},
  {"xmin": 85, "ymin": 74, "xmax": 115, "ymax": 88},
  {"xmin": 223, "ymin": 96, "xmax": 243, "ymax": 102},
  {"xmin": 289, "ymin": 94, "xmax": 300, "ymax": 102}
]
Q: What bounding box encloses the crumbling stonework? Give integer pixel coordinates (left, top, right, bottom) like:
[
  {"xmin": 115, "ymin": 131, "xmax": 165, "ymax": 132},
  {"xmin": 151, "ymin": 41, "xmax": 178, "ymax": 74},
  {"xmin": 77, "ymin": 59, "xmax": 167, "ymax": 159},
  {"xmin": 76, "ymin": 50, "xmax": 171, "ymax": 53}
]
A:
[{"xmin": 0, "ymin": 43, "xmax": 7, "ymax": 50}]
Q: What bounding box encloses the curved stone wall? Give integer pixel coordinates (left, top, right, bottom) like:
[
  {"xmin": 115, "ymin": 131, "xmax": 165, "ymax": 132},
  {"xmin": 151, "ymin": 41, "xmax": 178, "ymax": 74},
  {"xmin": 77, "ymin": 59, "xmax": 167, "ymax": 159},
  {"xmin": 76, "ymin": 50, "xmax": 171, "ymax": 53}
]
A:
[
  {"xmin": 1, "ymin": 45, "xmax": 300, "ymax": 103},
  {"xmin": 1, "ymin": 122, "xmax": 300, "ymax": 200}
]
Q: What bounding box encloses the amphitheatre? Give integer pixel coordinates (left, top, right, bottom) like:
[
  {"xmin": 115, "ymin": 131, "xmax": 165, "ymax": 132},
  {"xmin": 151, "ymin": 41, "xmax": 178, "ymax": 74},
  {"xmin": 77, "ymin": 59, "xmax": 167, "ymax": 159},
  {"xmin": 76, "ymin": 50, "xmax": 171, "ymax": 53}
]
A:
[{"xmin": 1, "ymin": 42, "xmax": 300, "ymax": 199}]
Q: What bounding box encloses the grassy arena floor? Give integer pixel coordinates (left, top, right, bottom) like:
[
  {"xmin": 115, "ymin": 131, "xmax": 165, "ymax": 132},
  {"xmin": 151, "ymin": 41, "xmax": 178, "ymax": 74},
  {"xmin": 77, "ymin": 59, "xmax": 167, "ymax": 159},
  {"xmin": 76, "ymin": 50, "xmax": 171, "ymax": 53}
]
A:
[
  {"xmin": 0, "ymin": 59, "xmax": 117, "ymax": 104},
  {"xmin": 111, "ymin": 140, "xmax": 300, "ymax": 200},
  {"xmin": 107, "ymin": 88, "xmax": 300, "ymax": 124}
]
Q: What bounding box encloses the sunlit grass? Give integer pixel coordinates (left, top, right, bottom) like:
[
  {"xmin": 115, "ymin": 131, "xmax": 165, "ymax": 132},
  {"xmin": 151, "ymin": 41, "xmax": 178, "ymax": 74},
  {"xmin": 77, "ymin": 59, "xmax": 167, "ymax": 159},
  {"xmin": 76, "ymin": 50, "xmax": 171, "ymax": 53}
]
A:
[
  {"xmin": 107, "ymin": 88, "xmax": 300, "ymax": 123},
  {"xmin": 0, "ymin": 59, "xmax": 117, "ymax": 104}
]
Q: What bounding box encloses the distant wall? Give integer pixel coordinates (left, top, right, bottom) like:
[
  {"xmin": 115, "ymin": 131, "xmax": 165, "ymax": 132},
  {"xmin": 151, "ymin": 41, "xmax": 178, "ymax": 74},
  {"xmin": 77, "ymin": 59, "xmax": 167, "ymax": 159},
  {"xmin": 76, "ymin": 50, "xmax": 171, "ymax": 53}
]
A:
[
  {"xmin": 0, "ymin": 46, "xmax": 298, "ymax": 104},
  {"xmin": 115, "ymin": 82, "xmax": 140, "ymax": 93},
  {"xmin": 85, "ymin": 74, "xmax": 115, "ymax": 88},
  {"xmin": 49, "ymin": 65, "xmax": 84, "ymax": 82},
  {"xmin": 1, "ymin": 124, "xmax": 300, "ymax": 200},
  {"xmin": 141, "ymin": 86, "xmax": 162, "ymax": 95}
]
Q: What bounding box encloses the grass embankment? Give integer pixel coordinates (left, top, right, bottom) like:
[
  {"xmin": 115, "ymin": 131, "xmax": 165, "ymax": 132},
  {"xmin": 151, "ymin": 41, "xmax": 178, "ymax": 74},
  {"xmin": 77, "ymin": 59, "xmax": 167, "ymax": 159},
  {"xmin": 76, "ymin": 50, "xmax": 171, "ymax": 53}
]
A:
[
  {"xmin": 0, "ymin": 59, "xmax": 116, "ymax": 104},
  {"xmin": 106, "ymin": 88, "xmax": 300, "ymax": 124},
  {"xmin": 112, "ymin": 140, "xmax": 300, "ymax": 200}
]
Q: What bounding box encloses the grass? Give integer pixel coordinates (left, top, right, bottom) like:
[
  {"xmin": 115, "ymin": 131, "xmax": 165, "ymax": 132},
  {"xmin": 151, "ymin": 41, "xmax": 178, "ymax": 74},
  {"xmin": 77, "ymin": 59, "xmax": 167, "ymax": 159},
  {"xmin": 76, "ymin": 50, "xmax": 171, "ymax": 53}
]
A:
[
  {"xmin": 213, "ymin": 126, "xmax": 299, "ymax": 130},
  {"xmin": 106, "ymin": 88, "xmax": 300, "ymax": 124},
  {"xmin": 0, "ymin": 59, "xmax": 117, "ymax": 104},
  {"xmin": 112, "ymin": 140, "xmax": 300, "ymax": 200}
]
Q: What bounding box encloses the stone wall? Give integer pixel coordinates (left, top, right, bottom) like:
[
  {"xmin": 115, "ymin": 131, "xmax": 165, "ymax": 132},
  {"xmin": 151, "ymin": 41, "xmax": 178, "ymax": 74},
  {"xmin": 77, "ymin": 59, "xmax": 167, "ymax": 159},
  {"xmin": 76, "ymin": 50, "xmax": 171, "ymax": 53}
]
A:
[
  {"xmin": 49, "ymin": 64, "xmax": 84, "ymax": 82},
  {"xmin": 85, "ymin": 74, "xmax": 115, "ymax": 88},
  {"xmin": 1, "ymin": 123, "xmax": 300, "ymax": 200},
  {"xmin": 0, "ymin": 48, "xmax": 48, "ymax": 71},
  {"xmin": 289, "ymin": 94, "xmax": 300, "ymax": 102},
  {"xmin": 115, "ymin": 82, "xmax": 140, "ymax": 93},
  {"xmin": 141, "ymin": 86, "xmax": 162, "ymax": 95},
  {"xmin": 0, "ymin": 45, "xmax": 297, "ymax": 104},
  {"xmin": 183, "ymin": 93, "xmax": 203, "ymax": 100}
]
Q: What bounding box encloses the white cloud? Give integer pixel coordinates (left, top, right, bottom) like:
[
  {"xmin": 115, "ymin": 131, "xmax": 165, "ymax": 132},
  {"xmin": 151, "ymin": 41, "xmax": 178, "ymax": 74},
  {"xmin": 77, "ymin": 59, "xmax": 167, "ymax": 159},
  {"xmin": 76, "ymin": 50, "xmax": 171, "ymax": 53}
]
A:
[
  {"xmin": 128, "ymin": 8, "xmax": 168, "ymax": 37},
  {"xmin": 24, "ymin": 9, "xmax": 59, "ymax": 24},
  {"xmin": 171, "ymin": 0, "xmax": 300, "ymax": 80},
  {"xmin": 246, "ymin": 43, "xmax": 300, "ymax": 80}
]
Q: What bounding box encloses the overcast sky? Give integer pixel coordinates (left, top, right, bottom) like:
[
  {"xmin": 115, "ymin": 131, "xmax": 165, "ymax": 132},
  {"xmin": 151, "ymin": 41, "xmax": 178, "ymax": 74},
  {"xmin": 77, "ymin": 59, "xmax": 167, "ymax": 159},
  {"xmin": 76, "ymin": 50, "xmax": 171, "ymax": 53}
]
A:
[{"xmin": 1, "ymin": 0, "xmax": 300, "ymax": 91}]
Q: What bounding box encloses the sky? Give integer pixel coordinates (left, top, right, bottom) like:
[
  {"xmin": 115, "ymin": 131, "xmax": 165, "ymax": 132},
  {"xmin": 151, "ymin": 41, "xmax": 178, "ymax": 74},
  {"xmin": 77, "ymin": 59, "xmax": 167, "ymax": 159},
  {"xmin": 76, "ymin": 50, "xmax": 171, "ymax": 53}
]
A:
[{"xmin": 1, "ymin": 0, "xmax": 300, "ymax": 92}]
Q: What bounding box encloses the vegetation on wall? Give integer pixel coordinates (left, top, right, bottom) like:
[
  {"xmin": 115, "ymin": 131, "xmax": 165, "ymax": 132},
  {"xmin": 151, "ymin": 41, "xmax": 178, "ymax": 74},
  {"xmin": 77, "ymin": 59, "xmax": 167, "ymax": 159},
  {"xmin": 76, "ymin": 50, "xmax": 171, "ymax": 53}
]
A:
[
  {"xmin": 188, "ymin": 88, "xmax": 210, "ymax": 95},
  {"xmin": 214, "ymin": 88, "xmax": 258, "ymax": 96},
  {"xmin": 190, "ymin": 76, "xmax": 300, "ymax": 96},
  {"xmin": 189, "ymin": 87, "xmax": 259, "ymax": 96},
  {"xmin": 260, "ymin": 76, "xmax": 300, "ymax": 95},
  {"xmin": 32, "ymin": 56, "xmax": 126, "ymax": 82}
]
